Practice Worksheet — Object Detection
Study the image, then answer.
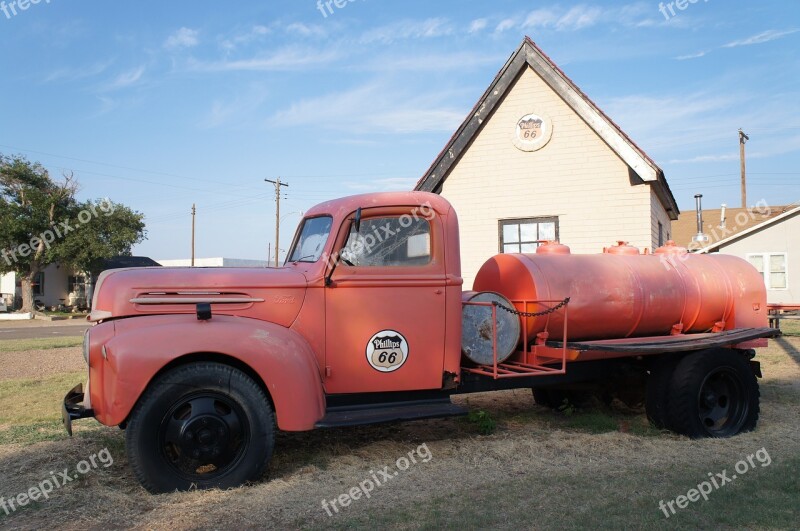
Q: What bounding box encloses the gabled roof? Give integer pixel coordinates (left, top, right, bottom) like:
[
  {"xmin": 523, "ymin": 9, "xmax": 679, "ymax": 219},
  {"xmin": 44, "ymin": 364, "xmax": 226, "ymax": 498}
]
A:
[
  {"xmin": 699, "ymin": 204, "xmax": 800, "ymax": 253},
  {"xmin": 415, "ymin": 37, "xmax": 680, "ymax": 219}
]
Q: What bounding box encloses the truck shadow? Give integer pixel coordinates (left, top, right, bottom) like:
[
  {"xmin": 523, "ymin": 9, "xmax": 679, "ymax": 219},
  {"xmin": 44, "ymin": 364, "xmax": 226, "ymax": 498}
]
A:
[
  {"xmin": 270, "ymin": 415, "xmax": 477, "ymax": 478},
  {"xmin": 774, "ymin": 336, "xmax": 800, "ymax": 368}
]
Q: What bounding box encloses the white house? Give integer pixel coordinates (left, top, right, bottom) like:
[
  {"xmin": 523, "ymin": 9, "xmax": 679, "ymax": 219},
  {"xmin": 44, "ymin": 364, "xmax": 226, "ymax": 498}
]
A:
[
  {"xmin": 415, "ymin": 37, "xmax": 679, "ymax": 288},
  {"xmin": 0, "ymin": 264, "xmax": 85, "ymax": 310},
  {"xmin": 699, "ymin": 205, "xmax": 800, "ymax": 304},
  {"xmin": 157, "ymin": 257, "xmax": 270, "ymax": 268}
]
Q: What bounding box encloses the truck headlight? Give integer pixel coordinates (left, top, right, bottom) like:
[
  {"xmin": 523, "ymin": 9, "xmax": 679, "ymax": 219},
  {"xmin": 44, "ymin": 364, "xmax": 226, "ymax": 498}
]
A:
[{"xmin": 83, "ymin": 329, "xmax": 91, "ymax": 365}]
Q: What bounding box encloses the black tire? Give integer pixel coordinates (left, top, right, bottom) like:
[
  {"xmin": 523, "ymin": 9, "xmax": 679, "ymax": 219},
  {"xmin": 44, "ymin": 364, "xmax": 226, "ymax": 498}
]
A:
[
  {"xmin": 532, "ymin": 388, "xmax": 592, "ymax": 410},
  {"xmin": 126, "ymin": 362, "xmax": 275, "ymax": 493},
  {"xmin": 665, "ymin": 349, "xmax": 759, "ymax": 438},
  {"xmin": 645, "ymin": 355, "xmax": 679, "ymax": 429}
]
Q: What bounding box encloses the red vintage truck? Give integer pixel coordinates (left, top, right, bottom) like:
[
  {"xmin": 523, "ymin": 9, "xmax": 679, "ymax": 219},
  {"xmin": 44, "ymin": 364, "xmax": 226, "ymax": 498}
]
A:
[{"xmin": 63, "ymin": 191, "xmax": 779, "ymax": 493}]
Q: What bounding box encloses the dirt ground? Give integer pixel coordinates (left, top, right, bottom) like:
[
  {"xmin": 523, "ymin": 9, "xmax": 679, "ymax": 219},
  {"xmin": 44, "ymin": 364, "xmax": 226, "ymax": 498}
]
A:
[
  {"xmin": 0, "ymin": 339, "xmax": 798, "ymax": 530},
  {"xmin": 0, "ymin": 348, "xmax": 85, "ymax": 382}
]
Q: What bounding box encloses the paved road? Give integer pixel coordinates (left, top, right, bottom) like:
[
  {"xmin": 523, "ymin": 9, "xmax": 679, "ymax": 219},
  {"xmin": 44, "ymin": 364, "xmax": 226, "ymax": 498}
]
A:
[{"xmin": 0, "ymin": 322, "xmax": 90, "ymax": 340}]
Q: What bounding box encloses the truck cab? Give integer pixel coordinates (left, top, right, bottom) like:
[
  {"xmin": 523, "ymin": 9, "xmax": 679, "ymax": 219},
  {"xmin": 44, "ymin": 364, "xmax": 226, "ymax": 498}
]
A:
[{"xmin": 289, "ymin": 192, "xmax": 464, "ymax": 394}]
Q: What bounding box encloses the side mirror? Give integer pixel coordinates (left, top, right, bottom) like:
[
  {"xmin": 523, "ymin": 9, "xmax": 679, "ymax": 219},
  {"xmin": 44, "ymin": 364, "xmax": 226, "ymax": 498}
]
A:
[{"xmin": 354, "ymin": 207, "xmax": 362, "ymax": 234}]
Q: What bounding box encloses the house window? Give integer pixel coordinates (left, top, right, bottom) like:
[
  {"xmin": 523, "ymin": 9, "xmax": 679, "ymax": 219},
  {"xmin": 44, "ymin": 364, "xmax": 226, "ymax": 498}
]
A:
[
  {"xmin": 499, "ymin": 217, "xmax": 559, "ymax": 253},
  {"xmin": 32, "ymin": 272, "xmax": 44, "ymax": 296},
  {"xmin": 658, "ymin": 222, "xmax": 664, "ymax": 247},
  {"xmin": 747, "ymin": 253, "xmax": 788, "ymax": 290},
  {"xmin": 68, "ymin": 275, "xmax": 86, "ymax": 297}
]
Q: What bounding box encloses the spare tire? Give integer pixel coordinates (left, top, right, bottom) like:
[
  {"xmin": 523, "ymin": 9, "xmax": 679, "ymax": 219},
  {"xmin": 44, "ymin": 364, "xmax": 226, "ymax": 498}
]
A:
[{"xmin": 461, "ymin": 291, "xmax": 521, "ymax": 365}]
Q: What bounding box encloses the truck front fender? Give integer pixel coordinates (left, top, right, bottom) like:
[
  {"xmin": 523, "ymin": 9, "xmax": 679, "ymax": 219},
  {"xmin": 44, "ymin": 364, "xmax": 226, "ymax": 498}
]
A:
[{"xmin": 90, "ymin": 314, "xmax": 325, "ymax": 431}]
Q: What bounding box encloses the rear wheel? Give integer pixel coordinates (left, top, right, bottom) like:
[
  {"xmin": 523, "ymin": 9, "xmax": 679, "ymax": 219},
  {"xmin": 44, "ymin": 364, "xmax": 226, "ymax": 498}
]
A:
[
  {"xmin": 126, "ymin": 362, "xmax": 275, "ymax": 493},
  {"xmin": 665, "ymin": 349, "xmax": 759, "ymax": 438}
]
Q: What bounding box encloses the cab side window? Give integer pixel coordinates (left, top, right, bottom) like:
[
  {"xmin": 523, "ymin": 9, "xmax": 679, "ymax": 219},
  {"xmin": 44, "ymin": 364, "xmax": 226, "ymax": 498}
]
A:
[{"xmin": 341, "ymin": 217, "xmax": 431, "ymax": 267}]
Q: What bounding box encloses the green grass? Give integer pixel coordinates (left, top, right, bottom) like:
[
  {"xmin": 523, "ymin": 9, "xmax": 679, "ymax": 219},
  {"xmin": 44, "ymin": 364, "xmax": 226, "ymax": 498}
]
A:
[
  {"xmin": 0, "ymin": 371, "xmax": 88, "ymax": 445},
  {"xmin": 0, "ymin": 336, "xmax": 82, "ymax": 352},
  {"xmin": 779, "ymin": 319, "xmax": 800, "ymax": 337},
  {"xmin": 42, "ymin": 311, "xmax": 88, "ymax": 318}
]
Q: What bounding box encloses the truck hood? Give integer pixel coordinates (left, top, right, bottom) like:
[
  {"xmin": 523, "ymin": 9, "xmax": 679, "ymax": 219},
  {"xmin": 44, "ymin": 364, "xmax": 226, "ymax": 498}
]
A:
[{"xmin": 90, "ymin": 267, "xmax": 307, "ymax": 326}]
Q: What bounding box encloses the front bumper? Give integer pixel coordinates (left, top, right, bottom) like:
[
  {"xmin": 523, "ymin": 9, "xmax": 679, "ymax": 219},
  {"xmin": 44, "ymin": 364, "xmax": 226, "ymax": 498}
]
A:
[{"xmin": 62, "ymin": 384, "xmax": 95, "ymax": 436}]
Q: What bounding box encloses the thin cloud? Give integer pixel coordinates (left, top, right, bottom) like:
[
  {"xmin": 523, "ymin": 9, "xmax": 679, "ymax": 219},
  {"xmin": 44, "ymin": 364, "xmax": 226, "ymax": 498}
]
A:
[
  {"xmin": 187, "ymin": 47, "xmax": 340, "ymax": 72},
  {"xmin": 556, "ymin": 5, "xmax": 603, "ymax": 30},
  {"xmin": 499, "ymin": 4, "xmax": 608, "ymax": 33},
  {"xmin": 468, "ymin": 18, "xmax": 488, "ymax": 34},
  {"xmin": 360, "ymin": 18, "xmax": 454, "ymax": 44},
  {"xmin": 44, "ymin": 60, "xmax": 113, "ymax": 83},
  {"xmin": 103, "ymin": 66, "xmax": 145, "ymax": 90},
  {"xmin": 724, "ymin": 29, "xmax": 799, "ymax": 48},
  {"xmin": 269, "ymin": 83, "xmax": 466, "ymax": 134},
  {"xmin": 675, "ymin": 51, "xmax": 707, "ymax": 60},
  {"xmin": 164, "ymin": 28, "xmax": 199, "ymax": 50},
  {"xmin": 219, "ymin": 25, "xmax": 272, "ymax": 53},
  {"xmin": 285, "ymin": 22, "xmax": 326, "ymax": 38}
]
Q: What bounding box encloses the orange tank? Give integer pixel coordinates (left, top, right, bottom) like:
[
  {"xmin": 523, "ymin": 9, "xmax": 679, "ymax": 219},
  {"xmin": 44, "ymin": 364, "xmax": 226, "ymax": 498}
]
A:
[{"xmin": 473, "ymin": 241, "xmax": 768, "ymax": 342}]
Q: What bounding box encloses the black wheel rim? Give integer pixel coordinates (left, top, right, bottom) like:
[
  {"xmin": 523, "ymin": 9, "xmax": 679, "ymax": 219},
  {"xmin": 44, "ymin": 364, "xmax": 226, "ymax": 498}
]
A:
[
  {"xmin": 159, "ymin": 392, "xmax": 250, "ymax": 481},
  {"xmin": 697, "ymin": 367, "xmax": 748, "ymax": 437}
]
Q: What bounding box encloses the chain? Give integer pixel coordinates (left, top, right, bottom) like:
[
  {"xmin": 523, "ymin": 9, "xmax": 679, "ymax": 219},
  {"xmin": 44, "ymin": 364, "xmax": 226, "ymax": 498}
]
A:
[{"xmin": 492, "ymin": 297, "xmax": 570, "ymax": 318}]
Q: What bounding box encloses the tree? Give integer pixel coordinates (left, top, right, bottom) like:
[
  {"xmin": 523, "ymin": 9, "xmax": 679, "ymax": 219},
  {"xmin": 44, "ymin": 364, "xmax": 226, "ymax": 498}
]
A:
[
  {"xmin": 0, "ymin": 155, "xmax": 77, "ymax": 312},
  {"xmin": 54, "ymin": 199, "xmax": 146, "ymax": 307},
  {"xmin": 0, "ymin": 154, "xmax": 147, "ymax": 313}
]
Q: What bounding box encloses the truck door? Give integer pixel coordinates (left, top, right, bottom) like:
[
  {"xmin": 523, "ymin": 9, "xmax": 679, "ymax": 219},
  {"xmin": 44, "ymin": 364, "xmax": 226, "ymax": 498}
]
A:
[{"xmin": 324, "ymin": 208, "xmax": 447, "ymax": 394}]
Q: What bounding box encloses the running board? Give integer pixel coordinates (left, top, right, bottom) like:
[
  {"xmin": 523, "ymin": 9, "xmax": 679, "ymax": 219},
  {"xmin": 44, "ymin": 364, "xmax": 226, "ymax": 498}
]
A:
[{"xmin": 315, "ymin": 398, "xmax": 468, "ymax": 428}]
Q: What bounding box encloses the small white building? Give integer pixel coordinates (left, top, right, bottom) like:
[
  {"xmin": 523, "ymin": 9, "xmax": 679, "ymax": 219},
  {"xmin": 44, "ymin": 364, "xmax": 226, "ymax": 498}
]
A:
[
  {"xmin": 700, "ymin": 205, "xmax": 800, "ymax": 304},
  {"xmin": 157, "ymin": 257, "xmax": 270, "ymax": 268},
  {"xmin": 415, "ymin": 37, "xmax": 679, "ymax": 288},
  {"xmin": 0, "ymin": 264, "xmax": 85, "ymax": 310}
]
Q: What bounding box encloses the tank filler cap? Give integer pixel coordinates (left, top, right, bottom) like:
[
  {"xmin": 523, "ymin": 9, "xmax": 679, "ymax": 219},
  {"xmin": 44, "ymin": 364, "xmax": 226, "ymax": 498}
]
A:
[
  {"xmin": 536, "ymin": 241, "xmax": 571, "ymax": 254},
  {"xmin": 605, "ymin": 241, "xmax": 640, "ymax": 255},
  {"xmin": 655, "ymin": 240, "xmax": 689, "ymax": 255}
]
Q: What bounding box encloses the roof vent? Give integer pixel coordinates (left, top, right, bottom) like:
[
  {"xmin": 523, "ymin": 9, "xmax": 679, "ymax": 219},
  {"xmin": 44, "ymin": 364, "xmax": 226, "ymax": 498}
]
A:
[{"xmin": 692, "ymin": 194, "xmax": 709, "ymax": 244}]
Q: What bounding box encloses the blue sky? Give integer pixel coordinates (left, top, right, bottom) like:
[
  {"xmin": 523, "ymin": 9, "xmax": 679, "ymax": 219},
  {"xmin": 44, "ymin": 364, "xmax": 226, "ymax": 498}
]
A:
[{"xmin": 1, "ymin": 0, "xmax": 798, "ymax": 261}]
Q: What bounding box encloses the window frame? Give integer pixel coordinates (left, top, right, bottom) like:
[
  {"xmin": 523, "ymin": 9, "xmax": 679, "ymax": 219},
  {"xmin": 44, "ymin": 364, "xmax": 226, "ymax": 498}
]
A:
[
  {"xmin": 747, "ymin": 252, "xmax": 789, "ymax": 291},
  {"xmin": 341, "ymin": 215, "xmax": 433, "ymax": 268},
  {"xmin": 32, "ymin": 271, "xmax": 45, "ymax": 297},
  {"xmin": 498, "ymin": 217, "xmax": 560, "ymax": 254},
  {"xmin": 286, "ymin": 215, "xmax": 334, "ymax": 264}
]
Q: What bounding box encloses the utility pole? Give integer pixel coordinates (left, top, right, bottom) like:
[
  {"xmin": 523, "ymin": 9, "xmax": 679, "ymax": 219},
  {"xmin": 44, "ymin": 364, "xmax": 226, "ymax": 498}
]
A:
[
  {"xmin": 191, "ymin": 203, "xmax": 196, "ymax": 267},
  {"xmin": 265, "ymin": 178, "xmax": 289, "ymax": 267},
  {"xmin": 739, "ymin": 128, "xmax": 749, "ymax": 208}
]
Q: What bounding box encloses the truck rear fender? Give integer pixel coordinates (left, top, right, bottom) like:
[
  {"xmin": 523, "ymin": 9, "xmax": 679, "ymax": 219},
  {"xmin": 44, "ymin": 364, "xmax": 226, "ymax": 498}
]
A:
[{"xmin": 92, "ymin": 315, "xmax": 325, "ymax": 431}]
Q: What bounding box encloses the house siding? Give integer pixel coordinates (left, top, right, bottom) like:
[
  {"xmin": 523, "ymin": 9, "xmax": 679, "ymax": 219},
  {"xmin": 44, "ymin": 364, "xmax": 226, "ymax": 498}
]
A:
[
  {"xmin": 440, "ymin": 67, "xmax": 661, "ymax": 288},
  {"xmin": 713, "ymin": 212, "xmax": 800, "ymax": 304}
]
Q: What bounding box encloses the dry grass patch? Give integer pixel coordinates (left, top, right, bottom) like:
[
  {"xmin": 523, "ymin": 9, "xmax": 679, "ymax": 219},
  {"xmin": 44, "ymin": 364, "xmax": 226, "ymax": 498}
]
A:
[{"xmin": 0, "ymin": 338, "xmax": 797, "ymax": 529}]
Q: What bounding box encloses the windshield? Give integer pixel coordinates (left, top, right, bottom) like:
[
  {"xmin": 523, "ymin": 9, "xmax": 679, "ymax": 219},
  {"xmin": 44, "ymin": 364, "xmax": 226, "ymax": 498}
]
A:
[{"xmin": 287, "ymin": 216, "xmax": 333, "ymax": 263}]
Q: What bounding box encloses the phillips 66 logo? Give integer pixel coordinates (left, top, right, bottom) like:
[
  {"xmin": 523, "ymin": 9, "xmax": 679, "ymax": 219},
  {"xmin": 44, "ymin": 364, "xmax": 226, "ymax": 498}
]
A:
[{"xmin": 366, "ymin": 330, "xmax": 409, "ymax": 372}]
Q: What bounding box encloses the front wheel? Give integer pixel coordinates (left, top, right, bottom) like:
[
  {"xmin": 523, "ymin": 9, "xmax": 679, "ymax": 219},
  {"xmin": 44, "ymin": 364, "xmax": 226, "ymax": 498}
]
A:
[
  {"xmin": 665, "ymin": 349, "xmax": 759, "ymax": 438},
  {"xmin": 126, "ymin": 362, "xmax": 275, "ymax": 493}
]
